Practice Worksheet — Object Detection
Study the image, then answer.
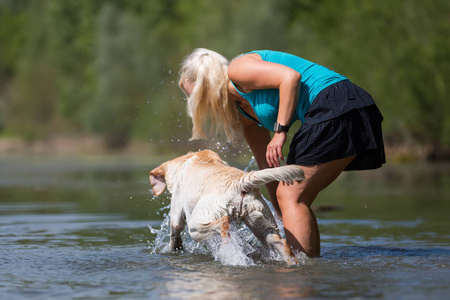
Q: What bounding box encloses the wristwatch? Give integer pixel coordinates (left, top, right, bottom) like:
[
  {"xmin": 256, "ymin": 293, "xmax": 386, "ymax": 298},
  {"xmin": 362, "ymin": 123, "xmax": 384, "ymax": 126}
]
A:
[{"xmin": 273, "ymin": 122, "xmax": 290, "ymax": 133}]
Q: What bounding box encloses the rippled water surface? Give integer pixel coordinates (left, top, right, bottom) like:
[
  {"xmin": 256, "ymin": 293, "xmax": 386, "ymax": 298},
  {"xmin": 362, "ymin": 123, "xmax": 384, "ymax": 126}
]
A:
[{"xmin": 0, "ymin": 155, "xmax": 449, "ymax": 299}]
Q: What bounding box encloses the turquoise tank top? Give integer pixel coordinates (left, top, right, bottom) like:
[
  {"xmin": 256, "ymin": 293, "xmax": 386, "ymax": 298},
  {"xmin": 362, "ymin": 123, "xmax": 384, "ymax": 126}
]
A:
[{"xmin": 233, "ymin": 50, "xmax": 348, "ymax": 131}]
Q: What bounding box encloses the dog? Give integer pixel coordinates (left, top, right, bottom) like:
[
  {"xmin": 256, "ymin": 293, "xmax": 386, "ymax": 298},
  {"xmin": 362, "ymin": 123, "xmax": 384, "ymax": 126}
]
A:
[{"xmin": 149, "ymin": 150, "xmax": 305, "ymax": 264}]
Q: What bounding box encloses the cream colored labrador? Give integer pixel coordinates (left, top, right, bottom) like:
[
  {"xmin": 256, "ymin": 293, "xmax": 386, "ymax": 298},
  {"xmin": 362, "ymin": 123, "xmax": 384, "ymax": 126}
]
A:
[{"xmin": 149, "ymin": 150, "xmax": 304, "ymax": 264}]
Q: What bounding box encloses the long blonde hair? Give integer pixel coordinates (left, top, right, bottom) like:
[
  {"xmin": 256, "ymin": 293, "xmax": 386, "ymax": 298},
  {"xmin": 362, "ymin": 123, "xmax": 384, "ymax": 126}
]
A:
[{"xmin": 179, "ymin": 48, "xmax": 241, "ymax": 143}]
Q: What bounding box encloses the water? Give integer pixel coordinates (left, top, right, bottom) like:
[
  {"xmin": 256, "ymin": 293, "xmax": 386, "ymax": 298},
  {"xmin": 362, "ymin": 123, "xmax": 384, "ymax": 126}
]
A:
[{"xmin": 0, "ymin": 155, "xmax": 449, "ymax": 299}]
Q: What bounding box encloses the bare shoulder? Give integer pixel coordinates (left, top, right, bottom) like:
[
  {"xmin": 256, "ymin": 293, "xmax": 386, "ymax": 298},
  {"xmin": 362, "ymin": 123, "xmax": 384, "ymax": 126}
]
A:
[
  {"xmin": 228, "ymin": 52, "xmax": 300, "ymax": 91},
  {"xmin": 231, "ymin": 52, "xmax": 262, "ymax": 64},
  {"xmin": 228, "ymin": 53, "xmax": 263, "ymax": 80}
]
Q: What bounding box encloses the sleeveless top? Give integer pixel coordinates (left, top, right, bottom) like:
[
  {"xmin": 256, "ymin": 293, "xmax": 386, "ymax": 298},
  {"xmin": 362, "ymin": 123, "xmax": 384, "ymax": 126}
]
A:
[{"xmin": 232, "ymin": 50, "xmax": 348, "ymax": 131}]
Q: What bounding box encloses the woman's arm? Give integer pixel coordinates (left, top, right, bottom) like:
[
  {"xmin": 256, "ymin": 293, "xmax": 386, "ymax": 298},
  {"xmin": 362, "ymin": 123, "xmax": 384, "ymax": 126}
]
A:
[
  {"xmin": 240, "ymin": 115, "xmax": 281, "ymax": 217},
  {"xmin": 228, "ymin": 53, "xmax": 301, "ymax": 168}
]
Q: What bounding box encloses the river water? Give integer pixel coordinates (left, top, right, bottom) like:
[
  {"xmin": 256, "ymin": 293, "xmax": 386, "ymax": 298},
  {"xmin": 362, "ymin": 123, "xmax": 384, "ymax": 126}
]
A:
[{"xmin": 0, "ymin": 154, "xmax": 448, "ymax": 299}]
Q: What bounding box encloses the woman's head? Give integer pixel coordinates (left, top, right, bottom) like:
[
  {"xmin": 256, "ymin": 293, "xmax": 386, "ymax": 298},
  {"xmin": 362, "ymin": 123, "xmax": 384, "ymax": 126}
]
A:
[{"xmin": 179, "ymin": 48, "xmax": 241, "ymax": 143}]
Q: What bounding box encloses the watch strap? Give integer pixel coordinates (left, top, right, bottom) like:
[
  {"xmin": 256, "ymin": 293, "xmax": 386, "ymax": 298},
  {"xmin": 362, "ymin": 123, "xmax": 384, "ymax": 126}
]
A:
[{"xmin": 273, "ymin": 123, "xmax": 290, "ymax": 133}]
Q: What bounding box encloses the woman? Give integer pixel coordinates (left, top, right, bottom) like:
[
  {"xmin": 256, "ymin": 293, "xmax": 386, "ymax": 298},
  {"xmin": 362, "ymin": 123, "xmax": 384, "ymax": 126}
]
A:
[{"xmin": 178, "ymin": 48, "xmax": 385, "ymax": 258}]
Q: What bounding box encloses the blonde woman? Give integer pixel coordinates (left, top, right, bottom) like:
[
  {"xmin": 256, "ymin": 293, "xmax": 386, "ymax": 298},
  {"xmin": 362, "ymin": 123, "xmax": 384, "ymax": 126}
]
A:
[{"xmin": 179, "ymin": 48, "xmax": 385, "ymax": 258}]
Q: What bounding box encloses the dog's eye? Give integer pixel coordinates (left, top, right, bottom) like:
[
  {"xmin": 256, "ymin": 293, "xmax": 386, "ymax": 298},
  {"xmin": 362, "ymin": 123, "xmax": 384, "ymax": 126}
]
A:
[{"xmin": 240, "ymin": 191, "xmax": 247, "ymax": 197}]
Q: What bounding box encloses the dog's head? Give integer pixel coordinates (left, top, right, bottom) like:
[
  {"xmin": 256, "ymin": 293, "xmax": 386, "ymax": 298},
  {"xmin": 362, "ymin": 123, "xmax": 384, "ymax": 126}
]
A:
[{"xmin": 149, "ymin": 150, "xmax": 224, "ymax": 196}]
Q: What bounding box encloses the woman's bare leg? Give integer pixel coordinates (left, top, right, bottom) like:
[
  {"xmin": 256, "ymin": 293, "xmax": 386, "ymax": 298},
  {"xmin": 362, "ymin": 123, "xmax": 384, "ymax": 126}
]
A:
[{"xmin": 277, "ymin": 156, "xmax": 356, "ymax": 258}]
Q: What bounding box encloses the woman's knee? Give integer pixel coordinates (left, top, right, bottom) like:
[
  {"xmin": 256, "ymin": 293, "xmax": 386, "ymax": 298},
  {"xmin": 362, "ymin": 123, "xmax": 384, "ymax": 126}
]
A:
[{"xmin": 276, "ymin": 183, "xmax": 317, "ymax": 208}]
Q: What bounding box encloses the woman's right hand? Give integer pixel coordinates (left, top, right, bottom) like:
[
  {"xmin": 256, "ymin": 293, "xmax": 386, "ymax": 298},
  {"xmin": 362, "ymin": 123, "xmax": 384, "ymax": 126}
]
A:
[{"xmin": 266, "ymin": 132, "xmax": 287, "ymax": 168}]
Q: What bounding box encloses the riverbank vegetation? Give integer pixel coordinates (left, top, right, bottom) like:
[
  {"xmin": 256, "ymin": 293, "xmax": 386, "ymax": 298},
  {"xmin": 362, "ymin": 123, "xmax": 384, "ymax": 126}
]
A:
[{"xmin": 0, "ymin": 0, "xmax": 448, "ymax": 160}]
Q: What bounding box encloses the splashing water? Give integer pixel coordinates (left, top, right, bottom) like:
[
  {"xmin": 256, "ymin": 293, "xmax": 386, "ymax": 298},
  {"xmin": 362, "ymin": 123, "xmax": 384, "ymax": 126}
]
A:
[
  {"xmin": 206, "ymin": 230, "xmax": 256, "ymax": 266},
  {"xmin": 243, "ymin": 156, "xmax": 258, "ymax": 172},
  {"xmin": 147, "ymin": 194, "xmax": 306, "ymax": 266},
  {"xmin": 147, "ymin": 155, "xmax": 307, "ymax": 266}
]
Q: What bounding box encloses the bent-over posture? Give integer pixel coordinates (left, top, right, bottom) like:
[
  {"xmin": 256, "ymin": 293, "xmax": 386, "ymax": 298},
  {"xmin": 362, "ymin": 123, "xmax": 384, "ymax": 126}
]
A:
[{"xmin": 178, "ymin": 49, "xmax": 385, "ymax": 257}]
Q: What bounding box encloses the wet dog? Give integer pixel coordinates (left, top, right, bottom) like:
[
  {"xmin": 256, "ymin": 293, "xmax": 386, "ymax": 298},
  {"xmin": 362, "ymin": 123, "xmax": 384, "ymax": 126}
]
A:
[{"xmin": 149, "ymin": 150, "xmax": 304, "ymax": 264}]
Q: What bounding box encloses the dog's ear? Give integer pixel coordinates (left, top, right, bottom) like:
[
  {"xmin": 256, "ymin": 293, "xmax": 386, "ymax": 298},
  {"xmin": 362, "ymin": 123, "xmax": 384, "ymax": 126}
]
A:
[{"xmin": 149, "ymin": 165, "xmax": 166, "ymax": 196}]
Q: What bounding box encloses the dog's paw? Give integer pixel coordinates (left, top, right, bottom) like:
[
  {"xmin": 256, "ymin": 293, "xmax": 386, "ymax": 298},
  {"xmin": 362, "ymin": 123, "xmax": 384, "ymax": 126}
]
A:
[
  {"xmin": 170, "ymin": 245, "xmax": 184, "ymax": 252},
  {"xmin": 228, "ymin": 211, "xmax": 244, "ymax": 225},
  {"xmin": 169, "ymin": 239, "xmax": 184, "ymax": 252}
]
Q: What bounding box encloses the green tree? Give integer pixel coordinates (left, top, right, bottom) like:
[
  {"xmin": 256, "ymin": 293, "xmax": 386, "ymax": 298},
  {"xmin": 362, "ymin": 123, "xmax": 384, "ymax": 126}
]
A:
[
  {"xmin": 85, "ymin": 4, "xmax": 149, "ymax": 147},
  {"xmin": 47, "ymin": 0, "xmax": 101, "ymax": 129},
  {"xmin": 0, "ymin": 0, "xmax": 448, "ymax": 157},
  {"xmin": 287, "ymin": 0, "xmax": 450, "ymax": 151},
  {"xmin": 3, "ymin": 0, "xmax": 57, "ymax": 140}
]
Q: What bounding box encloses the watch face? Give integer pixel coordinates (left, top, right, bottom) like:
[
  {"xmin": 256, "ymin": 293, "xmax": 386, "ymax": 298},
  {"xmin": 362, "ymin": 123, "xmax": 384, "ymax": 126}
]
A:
[{"xmin": 273, "ymin": 123, "xmax": 280, "ymax": 132}]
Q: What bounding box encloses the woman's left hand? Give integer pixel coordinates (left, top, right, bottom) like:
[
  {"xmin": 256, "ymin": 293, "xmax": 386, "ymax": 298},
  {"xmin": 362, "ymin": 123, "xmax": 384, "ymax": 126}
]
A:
[{"xmin": 266, "ymin": 132, "xmax": 287, "ymax": 168}]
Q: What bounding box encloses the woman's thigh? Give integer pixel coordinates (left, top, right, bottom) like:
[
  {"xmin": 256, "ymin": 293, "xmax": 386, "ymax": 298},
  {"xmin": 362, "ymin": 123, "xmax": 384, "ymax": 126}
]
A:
[{"xmin": 277, "ymin": 155, "xmax": 356, "ymax": 207}]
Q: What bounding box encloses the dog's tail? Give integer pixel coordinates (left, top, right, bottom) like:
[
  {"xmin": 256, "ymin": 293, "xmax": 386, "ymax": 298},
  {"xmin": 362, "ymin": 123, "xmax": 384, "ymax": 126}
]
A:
[{"xmin": 236, "ymin": 165, "xmax": 305, "ymax": 192}]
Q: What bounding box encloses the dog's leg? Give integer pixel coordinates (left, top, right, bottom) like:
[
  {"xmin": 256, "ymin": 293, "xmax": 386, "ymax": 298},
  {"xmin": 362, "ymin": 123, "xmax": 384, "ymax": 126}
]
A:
[
  {"xmin": 187, "ymin": 193, "xmax": 232, "ymax": 242},
  {"xmin": 169, "ymin": 205, "xmax": 186, "ymax": 251},
  {"xmin": 169, "ymin": 218, "xmax": 185, "ymax": 251},
  {"xmin": 266, "ymin": 233, "xmax": 298, "ymax": 265},
  {"xmin": 243, "ymin": 210, "xmax": 297, "ymax": 265},
  {"xmin": 188, "ymin": 215, "xmax": 231, "ymax": 242},
  {"xmin": 209, "ymin": 215, "xmax": 231, "ymax": 241}
]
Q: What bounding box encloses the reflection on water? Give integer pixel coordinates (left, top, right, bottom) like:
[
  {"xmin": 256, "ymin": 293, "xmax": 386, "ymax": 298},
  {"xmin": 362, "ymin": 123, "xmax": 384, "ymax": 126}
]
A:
[{"xmin": 0, "ymin": 155, "xmax": 449, "ymax": 299}]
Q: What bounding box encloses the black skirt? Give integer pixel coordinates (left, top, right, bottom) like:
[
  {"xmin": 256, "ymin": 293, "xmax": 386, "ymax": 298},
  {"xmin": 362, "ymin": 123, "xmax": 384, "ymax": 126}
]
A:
[{"xmin": 286, "ymin": 81, "xmax": 386, "ymax": 171}]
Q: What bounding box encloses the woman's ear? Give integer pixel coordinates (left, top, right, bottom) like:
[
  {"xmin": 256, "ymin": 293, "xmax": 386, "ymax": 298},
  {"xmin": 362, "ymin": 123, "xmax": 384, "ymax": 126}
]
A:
[{"xmin": 149, "ymin": 165, "xmax": 166, "ymax": 196}]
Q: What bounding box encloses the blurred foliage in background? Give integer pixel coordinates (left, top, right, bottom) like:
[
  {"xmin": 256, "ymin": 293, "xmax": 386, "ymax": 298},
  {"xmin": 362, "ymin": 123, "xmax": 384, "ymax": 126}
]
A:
[{"xmin": 0, "ymin": 0, "xmax": 449, "ymax": 158}]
